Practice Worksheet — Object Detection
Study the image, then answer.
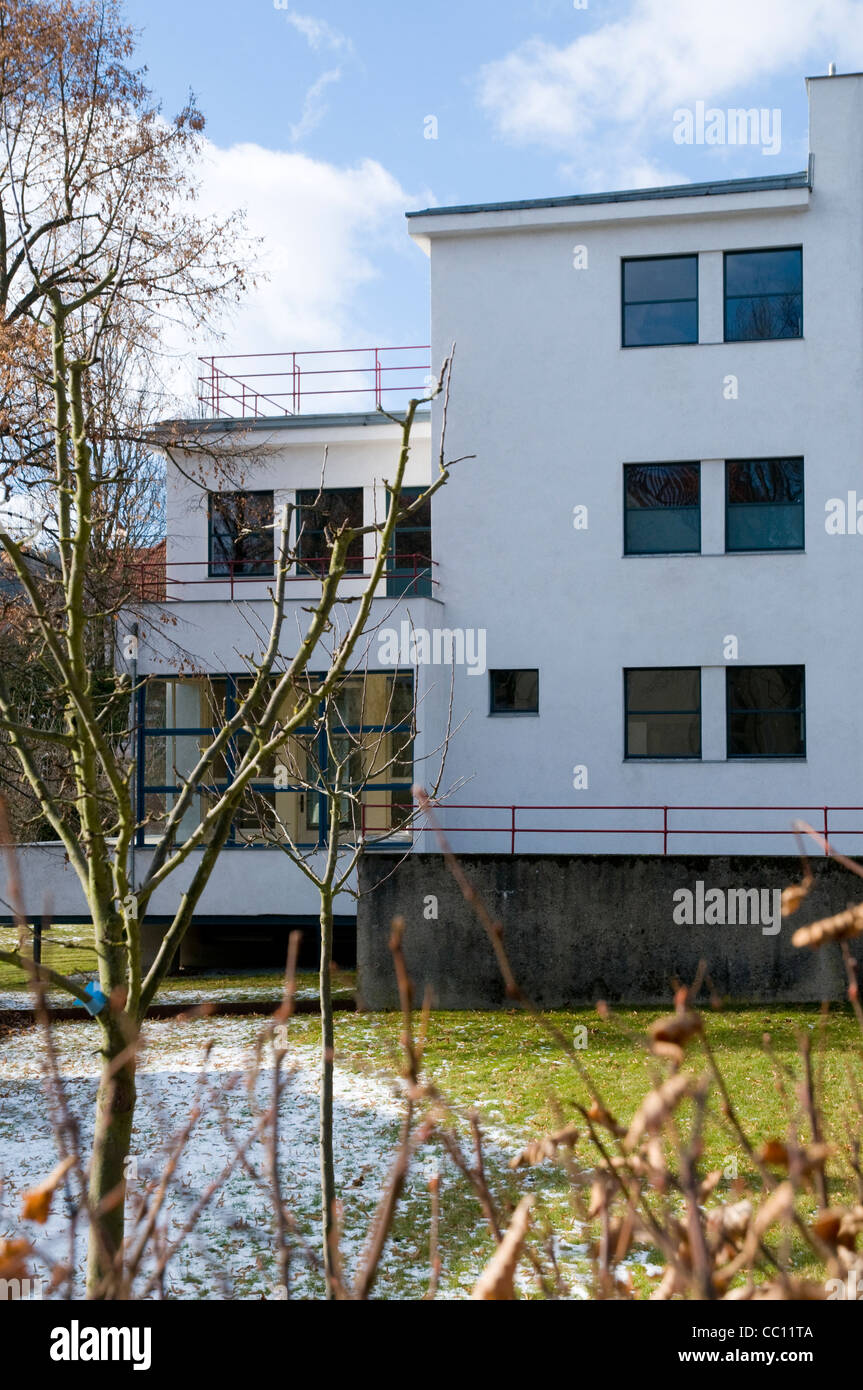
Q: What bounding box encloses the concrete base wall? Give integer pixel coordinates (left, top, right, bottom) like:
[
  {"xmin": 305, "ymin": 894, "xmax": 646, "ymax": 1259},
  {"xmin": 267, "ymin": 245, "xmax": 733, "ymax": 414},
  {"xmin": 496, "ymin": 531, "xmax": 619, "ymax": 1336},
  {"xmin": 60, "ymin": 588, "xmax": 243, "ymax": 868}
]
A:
[{"xmin": 357, "ymin": 853, "xmax": 863, "ymax": 1009}]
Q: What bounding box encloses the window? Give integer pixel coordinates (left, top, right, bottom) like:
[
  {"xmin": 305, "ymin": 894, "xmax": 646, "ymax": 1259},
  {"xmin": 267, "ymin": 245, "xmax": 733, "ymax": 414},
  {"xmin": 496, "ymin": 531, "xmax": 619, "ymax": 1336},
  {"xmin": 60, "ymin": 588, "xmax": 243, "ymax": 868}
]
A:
[
  {"xmin": 138, "ymin": 672, "xmax": 415, "ymax": 847},
  {"xmin": 726, "ymin": 458, "xmax": 804, "ymax": 552},
  {"xmin": 489, "ymin": 669, "xmax": 539, "ymax": 714},
  {"xmin": 624, "ymin": 463, "xmax": 700, "ymax": 554},
  {"xmin": 724, "ymin": 248, "xmax": 802, "ymax": 341},
  {"xmin": 296, "ymin": 489, "xmax": 364, "ymax": 576},
  {"xmin": 208, "ymin": 491, "xmax": 274, "ymax": 578},
  {"xmin": 387, "ymin": 487, "xmax": 432, "ymax": 597},
  {"xmin": 622, "ymin": 255, "xmax": 698, "ymax": 347},
  {"xmin": 625, "ymin": 668, "xmax": 701, "ymax": 759},
  {"xmin": 726, "ymin": 666, "xmax": 805, "ymax": 758}
]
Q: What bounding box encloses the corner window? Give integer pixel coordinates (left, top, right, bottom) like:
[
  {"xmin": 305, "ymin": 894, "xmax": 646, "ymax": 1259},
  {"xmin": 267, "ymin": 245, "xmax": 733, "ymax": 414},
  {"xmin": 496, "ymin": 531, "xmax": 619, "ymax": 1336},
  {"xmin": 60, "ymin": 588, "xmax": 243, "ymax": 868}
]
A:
[
  {"xmin": 490, "ymin": 669, "xmax": 538, "ymax": 715},
  {"xmin": 387, "ymin": 487, "xmax": 432, "ymax": 597},
  {"xmin": 726, "ymin": 458, "xmax": 804, "ymax": 552},
  {"xmin": 625, "ymin": 668, "xmax": 701, "ymax": 759},
  {"xmin": 208, "ymin": 491, "xmax": 274, "ymax": 578},
  {"xmin": 296, "ymin": 489, "xmax": 364, "ymax": 576},
  {"xmin": 622, "ymin": 255, "xmax": 698, "ymax": 347},
  {"xmin": 726, "ymin": 666, "xmax": 805, "ymax": 759},
  {"xmin": 624, "ymin": 463, "xmax": 700, "ymax": 554},
  {"xmin": 724, "ymin": 248, "xmax": 802, "ymax": 341}
]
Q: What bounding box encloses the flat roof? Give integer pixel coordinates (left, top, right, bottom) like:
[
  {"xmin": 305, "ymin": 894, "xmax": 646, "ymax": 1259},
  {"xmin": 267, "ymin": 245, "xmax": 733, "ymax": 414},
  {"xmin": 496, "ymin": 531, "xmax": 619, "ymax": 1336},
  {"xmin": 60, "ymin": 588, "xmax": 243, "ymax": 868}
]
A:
[
  {"xmin": 406, "ymin": 169, "xmax": 811, "ymax": 221},
  {"xmin": 152, "ymin": 408, "xmax": 430, "ymax": 440}
]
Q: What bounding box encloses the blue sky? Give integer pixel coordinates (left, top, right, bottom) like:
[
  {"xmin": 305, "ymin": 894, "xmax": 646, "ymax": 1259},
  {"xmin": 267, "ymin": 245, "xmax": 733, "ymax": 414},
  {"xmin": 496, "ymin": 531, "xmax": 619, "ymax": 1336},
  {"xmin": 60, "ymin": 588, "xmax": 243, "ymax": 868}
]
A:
[{"xmin": 122, "ymin": 0, "xmax": 863, "ymax": 400}]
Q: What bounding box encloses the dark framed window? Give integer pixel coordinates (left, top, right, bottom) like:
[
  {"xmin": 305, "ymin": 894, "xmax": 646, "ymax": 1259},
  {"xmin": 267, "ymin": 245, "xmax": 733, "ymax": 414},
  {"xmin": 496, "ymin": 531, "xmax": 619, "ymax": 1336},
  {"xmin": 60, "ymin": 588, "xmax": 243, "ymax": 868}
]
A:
[
  {"xmin": 208, "ymin": 491, "xmax": 274, "ymax": 578},
  {"xmin": 296, "ymin": 489, "xmax": 364, "ymax": 576},
  {"xmin": 489, "ymin": 669, "xmax": 539, "ymax": 715},
  {"xmin": 726, "ymin": 666, "xmax": 805, "ymax": 759},
  {"xmin": 625, "ymin": 668, "xmax": 701, "ymax": 759},
  {"xmin": 624, "ymin": 463, "xmax": 700, "ymax": 554},
  {"xmin": 724, "ymin": 248, "xmax": 802, "ymax": 341},
  {"xmin": 726, "ymin": 458, "xmax": 804, "ymax": 552},
  {"xmin": 387, "ymin": 487, "xmax": 432, "ymax": 597},
  {"xmin": 622, "ymin": 255, "xmax": 698, "ymax": 347}
]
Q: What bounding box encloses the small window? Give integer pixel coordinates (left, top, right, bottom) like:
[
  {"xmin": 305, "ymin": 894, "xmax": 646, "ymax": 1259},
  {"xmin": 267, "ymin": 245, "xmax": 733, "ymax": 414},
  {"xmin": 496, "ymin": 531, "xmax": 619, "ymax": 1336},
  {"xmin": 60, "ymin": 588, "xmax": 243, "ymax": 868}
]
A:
[
  {"xmin": 624, "ymin": 463, "xmax": 700, "ymax": 554},
  {"xmin": 622, "ymin": 255, "xmax": 698, "ymax": 347},
  {"xmin": 296, "ymin": 489, "xmax": 364, "ymax": 576},
  {"xmin": 726, "ymin": 458, "xmax": 804, "ymax": 552},
  {"xmin": 625, "ymin": 668, "xmax": 701, "ymax": 759},
  {"xmin": 387, "ymin": 488, "xmax": 432, "ymax": 597},
  {"xmin": 727, "ymin": 666, "xmax": 805, "ymax": 759},
  {"xmin": 208, "ymin": 491, "xmax": 274, "ymax": 578},
  {"xmin": 490, "ymin": 669, "xmax": 539, "ymax": 715},
  {"xmin": 724, "ymin": 248, "xmax": 802, "ymax": 341}
]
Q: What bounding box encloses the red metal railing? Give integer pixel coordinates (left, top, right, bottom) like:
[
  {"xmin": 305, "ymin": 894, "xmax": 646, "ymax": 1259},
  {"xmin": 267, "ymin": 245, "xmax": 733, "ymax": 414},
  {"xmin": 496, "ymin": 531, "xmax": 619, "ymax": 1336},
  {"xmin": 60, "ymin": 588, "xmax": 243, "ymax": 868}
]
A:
[
  {"xmin": 402, "ymin": 803, "xmax": 863, "ymax": 856},
  {"xmin": 198, "ymin": 345, "xmax": 431, "ymax": 419},
  {"xmin": 127, "ymin": 554, "xmax": 437, "ymax": 602}
]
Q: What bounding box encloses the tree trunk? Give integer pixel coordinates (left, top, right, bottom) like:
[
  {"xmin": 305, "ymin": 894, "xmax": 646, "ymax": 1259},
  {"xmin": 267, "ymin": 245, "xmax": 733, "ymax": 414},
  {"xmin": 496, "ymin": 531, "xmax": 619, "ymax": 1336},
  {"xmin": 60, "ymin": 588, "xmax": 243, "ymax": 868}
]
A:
[
  {"xmin": 319, "ymin": 888, "xmax": 336, "ymax": 1299},
  {"xmin": 85, "ymin": 1028, "xmax": 137, "ymax": 1298}
]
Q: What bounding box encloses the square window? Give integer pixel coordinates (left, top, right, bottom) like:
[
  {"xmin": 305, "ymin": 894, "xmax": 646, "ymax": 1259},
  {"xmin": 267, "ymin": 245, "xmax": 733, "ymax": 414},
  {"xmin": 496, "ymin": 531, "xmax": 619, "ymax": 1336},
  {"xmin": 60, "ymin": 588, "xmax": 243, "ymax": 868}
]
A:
[
  {"xmin": 208, "ymin": 491, "xmax": 274, "ymax": 578},
  {"xmin": 622, "ymin": 255, "xmax": 698, "ymax": 347},
  {"xmin": 726, "ymin": 666, "xmax": 805, "ymax": 758},
  {"xmin": 726, "ymin": 458, "xmax": 804, "ymax": 552},
  {"xmin": 490, "ymin": 669, "xmax": 539, "ymax": 714},
  {"xmin": 625, "ymin": 668, "xmax": 701, "ymax": 758},
  {"xmin": 724, "ymin": 248, "xmax": 802, "ymax": 341},
  {"xmin": 624, "ymin": 463, "xmax": 700, "ymax": 554},
  {"xmin": 296, "ymin": 489, "xmax": 364, "ymax": 575}
]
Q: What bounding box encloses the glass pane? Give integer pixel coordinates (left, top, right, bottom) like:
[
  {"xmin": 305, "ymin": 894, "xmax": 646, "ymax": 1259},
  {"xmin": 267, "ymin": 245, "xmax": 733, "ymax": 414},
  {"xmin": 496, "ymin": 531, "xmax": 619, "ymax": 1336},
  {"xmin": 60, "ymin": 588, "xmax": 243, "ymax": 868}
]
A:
[
  {"xmin": 725, "ymin": 293, "xmax": 801, "ymax": 341},
  {"xmin": 728, "ymin": 713, "xmax": 804, "ymax": 757},
  {"xmin": 726, "ymin": 504, "xmax": 804, "ymax": 551},
  {"xmin": 627, "ymin": 668, "xmax": 699, "ymax": 712},
  {"xmin": 627, "ymin": 712, "xmax": 700, "ymax": 758},
  {"xmin": 210, "ymin": 492, "xmax": 274, "ymax": 576},
  {"xmin": 728, "ymin": 666, "xmax": 804, "ymax": 713},
  {"xmin": 626, "ymin": 464, "xmax": 700, "ymax": 509},
  {"xmin": 297, "ymin": 489, "xmax": 364, "ymax": 574},
  {"xmin": 624, "ymin": 257, "xmax": 697, "ymax": 303},
  {"xmin": 491, "ymin": 670, "xmax": 538, "ymax": 712},
  {"xmin": 725, "ymin": 249, "xmax": 802, "ymax": 297},
  {"xmin": 624, "ymin": 301, "xmax": 698, "ymax": 347},
  {"xmin": 727, "ymin": 459, "xmax": 803, "ymax": 505},
  {"xmin": 625, "ymin": 508, "xmax": 700, "ymax": 554}
]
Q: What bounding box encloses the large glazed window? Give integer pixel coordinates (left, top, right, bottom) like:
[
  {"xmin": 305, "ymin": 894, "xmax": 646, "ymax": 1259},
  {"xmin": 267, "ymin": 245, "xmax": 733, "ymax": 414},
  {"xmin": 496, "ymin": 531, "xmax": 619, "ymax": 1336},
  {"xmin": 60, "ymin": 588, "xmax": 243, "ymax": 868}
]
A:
[
  {"xmin": 625, "ymin": 668, "xmax": 701, "ymax": 759},
  {"xmin": 624, "ymin": 463, "xmax": 700, "ymax": 554},
  {"xmin": 622, "ymin": 255, "xmax": 698, "ymax": 347},
  {"xmin": 726, "ymin": 666, "xmax": 805, "ymax": 758},
  {"xmin": 296, "ymin": 489, "xmax": 364, "ymax": 576},
  {"xmin": 725, "ymin": 458, "xmax": 804, "ymax": 552},
  {"xmin": 137, "ymin": 671, "xmax": 415, "ymax": 847},
  {"xmin": 724, "ymin": 248, "xmax": 802, "ymax": 341},
  {"xmin": 208, "ymin": 491, "xmax": 274, "ymax": 578}
]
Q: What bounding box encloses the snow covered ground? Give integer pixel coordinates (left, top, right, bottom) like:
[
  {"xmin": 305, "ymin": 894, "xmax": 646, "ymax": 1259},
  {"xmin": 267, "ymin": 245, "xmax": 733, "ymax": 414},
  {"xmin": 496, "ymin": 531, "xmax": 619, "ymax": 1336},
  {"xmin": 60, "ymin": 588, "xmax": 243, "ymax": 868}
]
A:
[{"xmin": 0, "ymin": 1015, "xmax": 543, "ymax": 1299}]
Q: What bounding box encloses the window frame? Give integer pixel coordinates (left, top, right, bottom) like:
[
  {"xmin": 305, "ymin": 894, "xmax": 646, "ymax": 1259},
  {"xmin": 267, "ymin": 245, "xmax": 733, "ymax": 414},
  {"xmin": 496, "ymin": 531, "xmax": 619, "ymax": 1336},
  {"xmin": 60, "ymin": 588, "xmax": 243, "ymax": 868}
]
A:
[
  {"xmin": 621, "ymin": 253, "xmax": 699, "ymax": 349},
  {"xmin": 624, "ymin": 666, "xmax": 702, "ymax": 761},
  {"xmin": 723, "ymin": 246, "xmax": 803, "ymax": 343},
  {"xmin": 295, "ymin": 487, "xmax": 365, "ymax": 577},
  {"xmin": 386, "ymin": 486, "xmax": 433, "ymax": 597},
  {"xmin": 724, "ymin": 457, "xmax": 805, "ymax": 554},
  {"xmin": 725, "ymin": 665, "xmax": 806, "ymax": 761},
  {"xmin": 623, "ymin": 461, "xmax": 702, "ymax": 556},
  {"xmin": 207, "ymin": 489, "xmax": 275, "ymax": 580},
  {"xmin": 488, "ymin": 668, "xmax": 540, "ymax": 716}
]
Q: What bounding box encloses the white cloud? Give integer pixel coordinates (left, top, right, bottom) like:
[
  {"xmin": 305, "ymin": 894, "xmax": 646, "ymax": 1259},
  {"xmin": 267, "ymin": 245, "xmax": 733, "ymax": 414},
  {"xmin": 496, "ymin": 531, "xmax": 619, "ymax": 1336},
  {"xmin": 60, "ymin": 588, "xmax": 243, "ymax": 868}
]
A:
[
  {"xmin": 277, "ymin": 6, "xmax": 353, "ymax": 54},
  {"xmin": 289, "ymin": 67, "xmax": 342, "ymax": 143},
  {"xmin": 167, "ymin": 143, "xmax": 419, "ymax": 412},
  {"xmin": 478, "ymin": 0, "xmax": 863, "ymax": 165}
]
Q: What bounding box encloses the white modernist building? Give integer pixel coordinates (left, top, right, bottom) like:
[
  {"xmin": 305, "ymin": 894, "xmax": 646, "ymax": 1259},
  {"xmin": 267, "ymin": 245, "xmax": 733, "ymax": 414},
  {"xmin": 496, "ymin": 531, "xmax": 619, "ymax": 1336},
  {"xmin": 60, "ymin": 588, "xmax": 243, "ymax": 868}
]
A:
[{"xmin": 117, "ymin": 70, "xmax": 863, "ymax": 935}]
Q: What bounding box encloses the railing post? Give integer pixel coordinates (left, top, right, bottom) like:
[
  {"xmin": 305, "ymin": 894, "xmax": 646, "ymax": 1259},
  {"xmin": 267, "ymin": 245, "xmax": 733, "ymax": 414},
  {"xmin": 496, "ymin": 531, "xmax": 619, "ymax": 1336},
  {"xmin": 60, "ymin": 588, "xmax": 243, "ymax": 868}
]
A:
[
  {"xmin": 230, "ymin": 559, "xmax": 234, "ymax": 601},
  {"xmin": 824, "ymin": 806, "xmax": 829, "ymax": 856},
  {"xmin": 375, "ymin": 348, "xmax": 381, "ymax": 408},
  {"xmin": 663, "ymin": 806, "xmax": 668, "ymax": 855},
  {"xmin": 510, "ymin": 805, "xmax": 516, "ymax": 855}
]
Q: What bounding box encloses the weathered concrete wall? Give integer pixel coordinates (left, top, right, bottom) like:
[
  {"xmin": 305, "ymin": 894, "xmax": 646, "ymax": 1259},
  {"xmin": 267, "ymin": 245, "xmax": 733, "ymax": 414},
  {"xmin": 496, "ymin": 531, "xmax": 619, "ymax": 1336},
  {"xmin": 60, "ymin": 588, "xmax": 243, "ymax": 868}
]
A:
[{"xmin": 357, "ymin": 854, "xmax": 862, "ymax": 1009}]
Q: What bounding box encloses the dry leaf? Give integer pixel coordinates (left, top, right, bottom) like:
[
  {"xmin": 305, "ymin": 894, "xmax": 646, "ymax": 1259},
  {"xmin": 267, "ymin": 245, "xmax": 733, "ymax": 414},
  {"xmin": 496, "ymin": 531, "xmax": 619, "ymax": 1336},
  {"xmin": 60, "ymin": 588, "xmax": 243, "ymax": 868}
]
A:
[
  {"xmin": 20, "ymin": 1155, "xmax": 75, "ymax": 1225},
  {"xmin": 470, "ymin": 1196, "xmax": 533, "ymax": 1300}
]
